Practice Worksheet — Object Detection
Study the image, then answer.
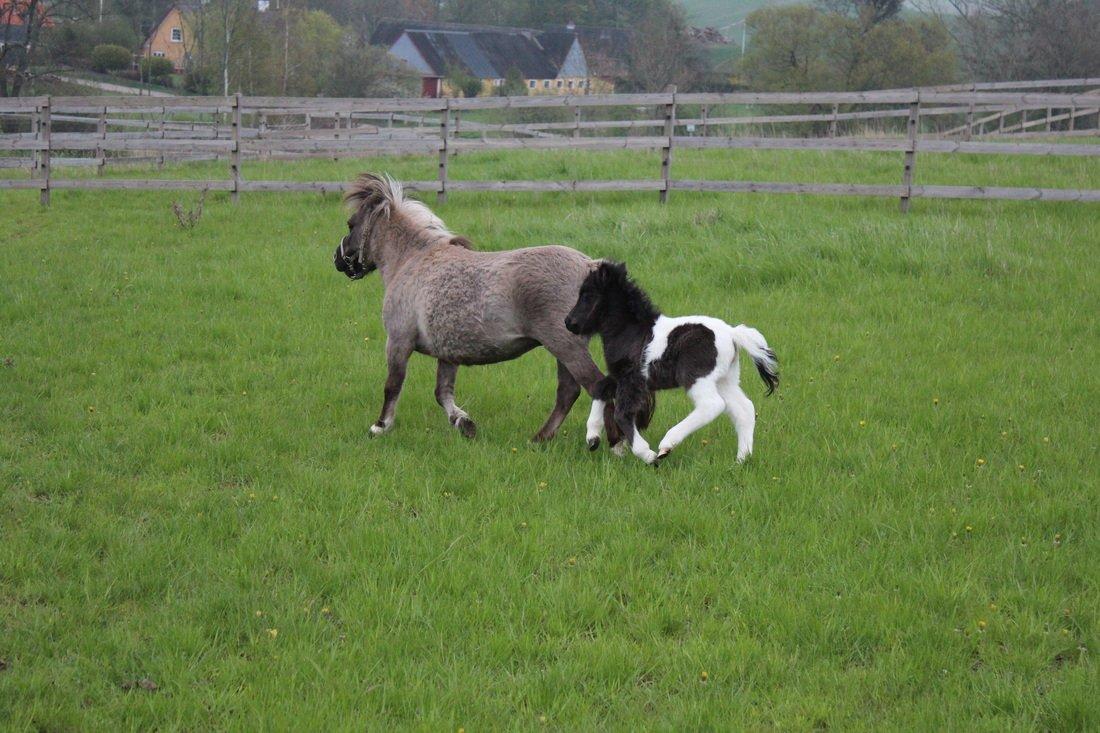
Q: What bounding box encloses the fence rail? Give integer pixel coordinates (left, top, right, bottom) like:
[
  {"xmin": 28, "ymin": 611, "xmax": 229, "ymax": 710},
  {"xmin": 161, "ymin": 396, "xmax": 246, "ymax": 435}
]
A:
[{"xmin": 1, "ymin": 80, "xmax": 1097, "ymax": 209}]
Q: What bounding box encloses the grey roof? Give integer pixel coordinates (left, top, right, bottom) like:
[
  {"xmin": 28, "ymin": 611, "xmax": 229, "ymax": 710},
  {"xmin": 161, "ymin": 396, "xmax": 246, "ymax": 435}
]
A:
[{"xmin": 373, "ymin": 20, "xmax": 631, "ymax": 80}]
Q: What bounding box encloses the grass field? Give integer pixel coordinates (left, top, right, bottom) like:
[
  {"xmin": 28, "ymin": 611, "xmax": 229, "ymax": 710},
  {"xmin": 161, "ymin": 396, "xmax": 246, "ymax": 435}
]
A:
[{"xmin": 2, "ymin": 148, "xmax": 1098, "ymax": 729}]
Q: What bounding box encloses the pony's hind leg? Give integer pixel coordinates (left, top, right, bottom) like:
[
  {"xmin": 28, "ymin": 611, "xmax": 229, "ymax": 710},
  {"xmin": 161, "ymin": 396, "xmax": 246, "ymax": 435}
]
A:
[
  {"xmin": 436, "ymin": 360, "xmax": 476, "ymax": 439},
  {"xmin": 717, "ymin": 373, "xmax": 756, "ymax": 462},
  {"xmin": 656, "ymin": 379, "xmax": 726, "ymax": 461},
  {"xmin": 533, "ymin": 360, "xmax": 582, "ymax": 443}
]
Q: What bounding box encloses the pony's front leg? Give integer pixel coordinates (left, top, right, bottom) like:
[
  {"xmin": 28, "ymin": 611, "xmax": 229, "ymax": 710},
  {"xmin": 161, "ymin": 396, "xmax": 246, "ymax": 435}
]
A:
[
  {"xmin": 435, "ymin": 360, "xmax": 476, "ymax": 438},
  {"xmin": 370, "ymin": 337, "xmax": 414, "ymax": 436}
]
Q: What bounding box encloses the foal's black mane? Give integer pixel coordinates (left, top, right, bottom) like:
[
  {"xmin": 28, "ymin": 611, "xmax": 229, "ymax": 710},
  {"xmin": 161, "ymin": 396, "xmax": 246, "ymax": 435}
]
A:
[{"xmin": 596, "ymin": 261, "xmax": 660, "ymax": 329}]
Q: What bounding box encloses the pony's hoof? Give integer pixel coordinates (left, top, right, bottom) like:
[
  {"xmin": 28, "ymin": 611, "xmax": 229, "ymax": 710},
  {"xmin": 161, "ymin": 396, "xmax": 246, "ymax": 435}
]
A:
[
  {"xmin": 369, "ymin": 421, "xmax": 390, "ymax": 437},
  {"xmin": 587, "ymin": 436, "xmax": 600, "ymax": 451},
  {"xmin": 656, "ymin": 447, "xmax": 672, "ymax": 464},
  {"xmin": 642, "ymin": 450, "xmax": 659, "ymax": 465},
  {"xmin": 610, "ymin": 442, "xmax": 627, "ymax": 458},
  {"xmin": 453, "ymin": 416, "xmax": 477, "ymax": 439}
]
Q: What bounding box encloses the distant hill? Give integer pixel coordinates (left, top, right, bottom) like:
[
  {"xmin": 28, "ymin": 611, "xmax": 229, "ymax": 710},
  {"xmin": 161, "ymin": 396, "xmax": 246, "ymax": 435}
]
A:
[{"xmin": 679, "ymin": 0, "xmax": 792, "ymax": 30}]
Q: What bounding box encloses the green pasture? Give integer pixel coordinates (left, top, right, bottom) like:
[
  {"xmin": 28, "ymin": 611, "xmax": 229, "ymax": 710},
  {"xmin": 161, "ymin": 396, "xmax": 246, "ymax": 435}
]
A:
[{"xmin": 1, "ymin": 149, "xmax": 1097, "ymax": 729}]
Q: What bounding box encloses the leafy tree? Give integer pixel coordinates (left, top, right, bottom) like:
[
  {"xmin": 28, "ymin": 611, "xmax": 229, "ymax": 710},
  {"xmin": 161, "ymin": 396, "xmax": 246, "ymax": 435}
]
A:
[
  {"xmin": 739, "ymin": 4, "xmax": 958, "ymax": 91},
  {"xmin": 42, "ymin": 18, "xmax": 138, "ymax": 69},
  {"xmin": 738, "ymin": 6, "xmax": 837, "ymax": 91},
  {"xmin": 139, "ymin": 55, "xmax": 174, "ymax": 83},
  {"xmin": 91, "ymin": 43, "xmax": 133, "ymax": 72},
  {"xmin": 818, "ymin": 0, "xmax": 904, "ymax": 27},
  {"xmin": 445, "ymin": 64, "xmax": 482, "ymax": 97},
  {"xmin": 498, "ymin": 66, "xmax": 527, "ymax": 96}
]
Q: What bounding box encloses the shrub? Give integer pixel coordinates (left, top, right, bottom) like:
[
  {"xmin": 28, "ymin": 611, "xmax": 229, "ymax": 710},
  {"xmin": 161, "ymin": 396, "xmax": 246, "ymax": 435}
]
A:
[
  {"xmin": 140, "ymin": 57, "xmax": 175, "ymax": 84},
  {"xmin": 90, "ymin": 44, "xmax": 132, "ymax": 73},
  {"xmin": 498, "ymin": 67, "xmax": 527, "ymax": 96}
]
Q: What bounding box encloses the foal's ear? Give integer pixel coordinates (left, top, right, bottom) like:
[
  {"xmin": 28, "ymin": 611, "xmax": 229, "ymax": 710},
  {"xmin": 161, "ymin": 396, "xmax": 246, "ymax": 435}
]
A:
[{"xmin": 595, "ymin": 260, "xmax": 628, "ymax": 285}]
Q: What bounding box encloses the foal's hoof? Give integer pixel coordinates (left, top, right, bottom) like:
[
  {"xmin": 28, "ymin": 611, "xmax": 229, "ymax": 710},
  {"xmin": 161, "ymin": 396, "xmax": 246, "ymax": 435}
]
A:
[
  {"xmin": 452, "ymin": 415, "xmax": 477, "ymax": 439},
  {"xmin": 610, "ymin": 442, "xmax": 627, "ymax": 458},
  {"xmin": 655, "ymin": 447, "xmax": 673, "ymax": 465},
  {"xmin": 369, "ymin": 421, "xmax": 390, "ymax": 437},
  {"xmin": 586, "ymin": 436, "xmax": 600, "ymax": 451}
]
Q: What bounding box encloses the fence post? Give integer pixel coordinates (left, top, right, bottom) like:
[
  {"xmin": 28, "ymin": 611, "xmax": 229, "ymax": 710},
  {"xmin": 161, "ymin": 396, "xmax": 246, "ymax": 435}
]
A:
[
  {"xmin": 438, "ymin": 99, "xmax": 450, "ymax": 205},
  {"xmin": 964, "ymin": 102, "xmax": 975, "ymax": 141},
  {"xmin": 259, "ymin": 111, "xmax": 270, "ymax": 161},
  {"xmin": 701, "ymin": 105, "xmax": 708, "ymax": 137},
  {"xmin": 998, "ymin": 109, "xmax": 1005, "ymax": 134},
  {"xmin": 1045, "ymin": 107, "xmax": 1052, "ymax": 132},
  {"xmin": 231, "ymin": 93, "xmax": 241, "ymax": 203},
  {"xmin": 38, "ymin": 97, "xmax": 51, "ymax": 207},
  {"xmin": 659, "ymin": 85, "xmax": 676, "ymax": 204},
  {"xmin": 31, "ymin": 107, "xmax": 40, "ymax": 172},
  {"xmin": 829, "ymin": 103, "xmax": 839, "ymax": 138},
  {"xmin": 573, "ymin": 106, "xmax": 581, "ymax": 139},
  {"xmin": 1068, "ymin": 106, "xmax": 1076, "ymax": 132},
  {"xmin": 899, "ymin": 91, "xmax": 920, "ymax": 214},
  {"xmin": 96, "ymin": 106, "xmax": 107, "ymax": 175},
  {"xmin": 157, "ymin": 106, "xmax": 166, "ymax": 169}
]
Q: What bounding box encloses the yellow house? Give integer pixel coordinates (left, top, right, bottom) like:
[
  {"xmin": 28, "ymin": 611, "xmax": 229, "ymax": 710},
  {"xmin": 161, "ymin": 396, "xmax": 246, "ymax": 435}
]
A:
[{"xmin": 140, "ymin": 4, "xmax": 192, "ymax": 72}]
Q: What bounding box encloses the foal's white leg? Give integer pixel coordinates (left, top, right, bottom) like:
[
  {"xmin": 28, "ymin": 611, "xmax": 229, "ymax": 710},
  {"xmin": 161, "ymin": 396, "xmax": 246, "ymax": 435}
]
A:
[
  {"xmin": 629, "ymin": 424, "xmax": 658, "ymax": 464},
  {"xmin": 656, "ymin": 379, "xmax": 726, "ymax": 459},
  {"xmin": 585, "ymin": 399, "xmax": 605, "ymax": 449},
  {"xmin": 717, "ymin": 374, "xmax": 756, "ymax": 462}
]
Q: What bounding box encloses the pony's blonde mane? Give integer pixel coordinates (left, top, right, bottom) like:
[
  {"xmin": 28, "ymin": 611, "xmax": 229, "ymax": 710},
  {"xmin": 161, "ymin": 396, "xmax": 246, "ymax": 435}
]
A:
[{"xmin": 345, "ymin": 173, "xmax": 451, "ymax": 237}]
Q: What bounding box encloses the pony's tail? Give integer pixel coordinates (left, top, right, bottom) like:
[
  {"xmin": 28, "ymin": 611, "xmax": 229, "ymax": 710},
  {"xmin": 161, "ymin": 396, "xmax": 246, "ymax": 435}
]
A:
[{"xmin": 731, "ymin": 325, "xmax": 779, "ymax": 395}]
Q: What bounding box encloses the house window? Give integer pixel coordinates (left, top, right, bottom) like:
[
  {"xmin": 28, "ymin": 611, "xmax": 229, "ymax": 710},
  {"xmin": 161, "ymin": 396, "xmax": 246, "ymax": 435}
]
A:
[
  {"xmin": 528, "ymin": 80, "xmax": 536, "ymax": 88},
  {"xmin": 556, "ymin": 80, "xmax": 563, "ymax": 88},
  {"xmin": 170, "ymin": 27, "xmax": 182, "ymax": 42},
  {"xmin": 153, "ymin": 50, "xmax": 166, "ymax": 57},
  {"xmin": 542, "ymin": 80, "xmax": 549, "ymax": 88},
  {"xmin": 567, "ymin": 80, "xmax": 573, "ymax": 88}
]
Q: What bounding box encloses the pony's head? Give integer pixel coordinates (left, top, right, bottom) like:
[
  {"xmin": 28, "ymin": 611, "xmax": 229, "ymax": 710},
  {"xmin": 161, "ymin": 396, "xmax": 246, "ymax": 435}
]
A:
[
  {"xmin": 334, "ymin": 173, "xmax": 396, "ymax": 279},
  {"xmin": 565, "ymin": 260, "xmax": 657, "ymax": 335},
  {"xmin": 335, "ymin": 173, "xmax": 451, "ymax": 280}
]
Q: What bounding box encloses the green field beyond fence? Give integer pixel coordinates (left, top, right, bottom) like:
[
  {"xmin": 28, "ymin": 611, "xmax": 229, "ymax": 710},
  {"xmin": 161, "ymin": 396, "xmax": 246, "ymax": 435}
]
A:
[{"xmin": 1, "ymin": 149, "xmax": 1097, "ymax": 729}]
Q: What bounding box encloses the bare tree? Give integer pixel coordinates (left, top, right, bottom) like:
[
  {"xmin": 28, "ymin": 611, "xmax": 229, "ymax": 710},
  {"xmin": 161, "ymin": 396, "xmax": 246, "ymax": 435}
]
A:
[
  {"xmin": 1, "ymin": 0, "xmax": 93, "ymax": 97},
  {"xmin": 917, "ymin": 0, "xmax": 1100, "ymax": 80},
  {"xmin": 624, "ymin": 3, "xmax": 705, "ymax": 91}
]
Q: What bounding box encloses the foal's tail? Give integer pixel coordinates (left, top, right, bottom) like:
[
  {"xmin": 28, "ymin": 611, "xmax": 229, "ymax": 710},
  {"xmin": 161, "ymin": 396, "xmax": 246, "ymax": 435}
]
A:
[{"xmin": 731, "ymin": 325, "xmax": 779, "ymax": 395}]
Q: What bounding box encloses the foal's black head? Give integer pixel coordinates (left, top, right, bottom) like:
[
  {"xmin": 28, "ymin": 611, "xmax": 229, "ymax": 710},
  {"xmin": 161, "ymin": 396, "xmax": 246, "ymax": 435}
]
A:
[{"xmin": 565, "ymin": 261, "xmax": 658, "ymax": 335}]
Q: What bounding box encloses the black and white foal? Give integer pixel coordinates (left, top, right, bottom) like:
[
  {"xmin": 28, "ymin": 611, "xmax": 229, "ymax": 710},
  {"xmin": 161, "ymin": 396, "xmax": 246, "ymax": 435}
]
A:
[{"xmin": 565, "ymin": 261, "xmax": 779, "ymax": 465}]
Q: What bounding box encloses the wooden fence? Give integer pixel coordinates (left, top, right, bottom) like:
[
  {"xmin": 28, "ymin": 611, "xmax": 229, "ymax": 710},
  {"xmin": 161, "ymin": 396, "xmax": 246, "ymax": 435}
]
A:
[{"xmin": 1, "ymin": 78, "xmax": 1098, "ymax": 209}]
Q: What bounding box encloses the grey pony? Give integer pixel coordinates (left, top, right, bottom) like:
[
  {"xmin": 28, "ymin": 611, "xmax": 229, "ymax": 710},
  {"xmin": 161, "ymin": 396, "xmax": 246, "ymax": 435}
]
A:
[{"xmin": 333, "ymin": 173, "xmax": 617, "ymax": 446}]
